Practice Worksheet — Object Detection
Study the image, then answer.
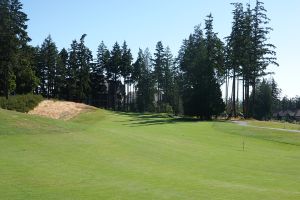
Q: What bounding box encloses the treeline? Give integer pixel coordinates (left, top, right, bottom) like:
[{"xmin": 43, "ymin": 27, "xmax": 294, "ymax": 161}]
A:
[
  {"xmin": 224, "ymin": 2, "xmax": 278, "ymax": 118},
  {"xmin": 0, "ymin": 0, "xmax": 278, "ymax": 119},
  {"xmin": 280, "ymin": 96, "xmax": 300, "ymax": 111}
]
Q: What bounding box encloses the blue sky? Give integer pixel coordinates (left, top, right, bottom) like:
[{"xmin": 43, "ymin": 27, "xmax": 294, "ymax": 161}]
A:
[{"xmin": 22, "ymin": 0, "xmax": 300, "ymax": 98}]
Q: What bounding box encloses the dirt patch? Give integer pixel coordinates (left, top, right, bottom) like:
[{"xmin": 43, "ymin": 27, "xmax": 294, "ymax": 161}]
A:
[{"xmin": 28, "ymin": 100, "xmax": 97, "ymax": 120}]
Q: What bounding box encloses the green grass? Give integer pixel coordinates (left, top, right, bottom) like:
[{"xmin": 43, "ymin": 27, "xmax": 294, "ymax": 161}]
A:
[
  {"xmin": 247, "ymin": 120, "xmax": 300, "ymax": 131},
  {"xmin": 0, "ymin": 108, "xmax": 300, "ymax": 200}
]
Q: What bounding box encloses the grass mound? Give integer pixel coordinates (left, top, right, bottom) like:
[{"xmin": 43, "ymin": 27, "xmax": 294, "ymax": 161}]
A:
[
  {"xmin": 28, "ymin": 100, "xmax": 97, "ymax": 120},
  {"xmin": 0, "ymin": 94, "xmax": 43, "ymax": 113}
]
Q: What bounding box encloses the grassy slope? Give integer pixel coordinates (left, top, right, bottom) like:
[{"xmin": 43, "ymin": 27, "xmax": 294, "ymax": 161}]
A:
[
  {"xmin": 0, "ymin": 108, "xmax": 299, "ymax": 200},
  {"xmin": 247, "ymin": 120, "xmax": 300, "ymax": 131}
]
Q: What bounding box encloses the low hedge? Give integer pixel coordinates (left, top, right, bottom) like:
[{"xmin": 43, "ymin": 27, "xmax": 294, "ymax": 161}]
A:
[{"xmin": 0, "ymin": 94, "xmax": 43, "ymax": 113}]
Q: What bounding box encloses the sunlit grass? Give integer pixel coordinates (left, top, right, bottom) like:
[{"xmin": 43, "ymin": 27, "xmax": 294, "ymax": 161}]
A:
[{"xmin": 0, "ymin": 109, "xmax": 299, "ymax": 200}]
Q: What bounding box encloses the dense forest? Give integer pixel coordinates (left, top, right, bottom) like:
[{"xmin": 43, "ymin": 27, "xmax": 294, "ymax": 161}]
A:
[{"xmin": 2, "ymin": 0, "xmax": 297, "ymax": 119}]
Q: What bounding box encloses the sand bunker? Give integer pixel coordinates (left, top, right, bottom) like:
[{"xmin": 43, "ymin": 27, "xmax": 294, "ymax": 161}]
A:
[{"xmin": 28, "ymin": 100, "xmax": 96, "ymax": 120}]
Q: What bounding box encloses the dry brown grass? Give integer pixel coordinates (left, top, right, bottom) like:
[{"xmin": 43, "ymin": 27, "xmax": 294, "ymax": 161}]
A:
[{"xmin": 28, "ymin": 100, "xmax": 96, "ymax": 120}]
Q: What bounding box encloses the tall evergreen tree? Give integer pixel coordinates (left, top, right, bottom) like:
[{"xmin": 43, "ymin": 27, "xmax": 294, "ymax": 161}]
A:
[
  {"xmin": 227, "ymin": 3, "xmax": 244, "ymax": 117},
  {"xmin": 120, "ymin": 41, "xmax": 133, "ymax": 111},
  {"xmin": 134, "ymin": 49, "xmax": 155, "ymax": 112},
  {"xmin": 0, "ymin": 0, "xmax": 31, "ymax": 98},
  {"xmin": 90, "ymin": 41, "xmax": 108, "ymax": 107},
  {"xmin": 205, "ymin": 13, "xmax": 226, "ymax": 85},
  {"xmin": 163, "ymin": 46, "xmax": 175, "ymax": 108},
  {"xmin": 15, "ymin": 45, "xmax": 39, "ymax": 94},
  {"xmin": 107, "ymin": 42, "xmax": 122, "ymax": 110},
  {"xmin": 77, "ymin": 34, "xmax": 92, "ymax": 102},
  {"xmin": 250, "ymin": 0, "xmax": 278, "ymax": 116},
  {"xmin": 240, "ymin": 4, "xmax": 253, "ymax": 118},
  {"xmin": 55, "ymin": 48, "xmax": 68, "ymax": 99},
  {"xmin": 153, "ymin": 41, "xmax": 165, "ymax": 109},
  {"xmin": 67, "ymin": 40, "xmax": 79, "ymax": 101},
  {"xmin": 179, "ymin": 25, "xmax": 224, "ymax": 119},
  {"xmin": 38, "ymin": 35, "xmax": 58, "ymax": 98}
]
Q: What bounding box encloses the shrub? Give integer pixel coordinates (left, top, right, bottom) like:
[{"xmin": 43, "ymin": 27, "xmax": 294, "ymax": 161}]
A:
[
  {"xmin": 0, "ymin": 94, "xmax": 43, "ymax": 113},
  {"xmin": 155, "ymin": 103, "xmax": 174, "ymax": 114}
]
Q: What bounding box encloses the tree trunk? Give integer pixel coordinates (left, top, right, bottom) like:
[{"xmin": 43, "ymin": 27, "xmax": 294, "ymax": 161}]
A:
[
  {"xmin": 245, "ymin": 80, "xmax": 250, "ymax": 118},
  {"xmin": 237, "ymin": 76, "xmax": 239, "ymax": 114},
  {"xmin": 242, "ymin": 76, "xmax": 245, "ymax": 116},
  {"xmin": 231, "ymin": 67, "xmax": 236, "ymax": 117},
  {"xmin": 225, "ymin": 70, "xmax": 229, "ymax": 107},
  {"xmin": 251, "ymin": 79, "xmax": 256, "ymax": 117}
]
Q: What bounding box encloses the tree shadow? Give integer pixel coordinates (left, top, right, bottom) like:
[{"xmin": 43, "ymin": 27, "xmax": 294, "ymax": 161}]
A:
[{"xmin": 114, "ymin": 111, "xmax": 226, "ymax": 127}]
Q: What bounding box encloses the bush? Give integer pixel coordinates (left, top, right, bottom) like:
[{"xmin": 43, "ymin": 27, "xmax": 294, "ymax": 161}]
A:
[
  {"xmin": 156, "ymin": 103, "xmax": 174, "ymax": 114},
  {"xmin": 0, "ymin": 94, "xmax": 43, "ymax": 113}
]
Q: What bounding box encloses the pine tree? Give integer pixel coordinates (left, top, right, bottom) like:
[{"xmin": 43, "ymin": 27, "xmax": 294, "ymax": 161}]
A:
[
  {"xmin": 153, "ymin": 41, "xmax": 165, "ymax": 110},
  {"xmin": 0, "ymin": 0, "xmax": 31, "ymax": 98},
  {"xmin": 240, "ymin": 4, "xmax": 253, "ymax": 118},
  {"xmin": 120, "ymin": 41, "xmax": 133, "ymax": 111},
  {"xmin": 250, "ymin": 0, "xmax": 278, "ymax": 116},
  {"xmin": 179, "ymin": 25, "xmax": 224, "ymax": 119},
  {"xmin": 227, "ymin": 3, "xmax": 244, "ymax": 117},
  {"xmin": 90, "ymin": 41, "xmax": 108, "ymax": 107},
  {"xmin": 251, "ymin": 79, "xmax": 272, "ymax": 120},
  {"xmin": 55, "ymin": 48, "xmax": 68, "ymax": 99},
  {"xmin": 38, "ymin": 35, "xmax": 58, "ymax": 98},
  {"xmin": 163, "ymin": 46, "xmax": 174, "ymax": 109},
  {"xmin": 134, "ymin": 49, "xmax": 155, "ymax": 112},
  {"xmin": 107, "ymin": 42, "xmax": 122, "ymax": 110},
  {"xmin": 15, "ymin": 45, "xmax": 39, "ymax": 94},
  {"xmin": 205, "ymin": 13, "xmax": 226, "ymax": 85},
  {"xmin": 67, "ymin": 40, "xmax": 79, "ymax": 101},
  {"xmin": 77, "ymin": 34, "xmax": 92, "ymax": 102}
]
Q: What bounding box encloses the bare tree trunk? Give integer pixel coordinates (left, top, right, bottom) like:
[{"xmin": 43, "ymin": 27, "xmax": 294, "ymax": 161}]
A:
[
  {"xmin": 126, "ymin": 79, "xmax": 129, "ymax": 111},
  {"xmin": 123, "ymin": 78, "xmax": 126, "ymax": 111},
  {"xmin": 251, "ymin": 79, "xmax": 256, "ymax": 117},
  {"xmin": 245, "ymin": 80, "xmax": 250, "ymax": 118},
  {"xmin": 237, "ymin": 76, "xmax": 239, "ymax": 114},
  {"xmin": 225, "ymin": 70, "xmax": 229, "ymax": 107},
  {"xmin": 231, "ymin": 67, "xmax": 236, "ymax": 117},
  {"xmin": 242, "ymin": 76, "xmax": 245, "ymax": 116}
]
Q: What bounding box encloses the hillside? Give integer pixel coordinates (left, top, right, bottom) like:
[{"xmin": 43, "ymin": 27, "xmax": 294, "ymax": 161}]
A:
[{"xmin": 0, "ymin": 109, "xmax": 300, "ymax": 200}]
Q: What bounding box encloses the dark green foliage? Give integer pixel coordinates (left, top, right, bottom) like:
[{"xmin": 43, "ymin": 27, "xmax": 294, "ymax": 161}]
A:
[
  {"xmin": 37, "ymin": 35, "xmax": 58, "ymax": 98},
  {"xmin": 179, "ymin": 25, "xmax": 225, "ymax": 119},
  {"xmin": 14, "ymin": 45, "xmax": 39, "ymax": 94},
  {"xmin": 0, "ymin": 0, "xmax": 33, "ymax": 99},
  {"xmin": 205, "ymin": 13, "xmax": 225, "ymax": 84},
  {"xmin": 0, "ymin": 94, "xmax": 43, "ymax": 113},
  {"xmin": 66, "ymin": 40, "xmax": 79, "ymax": 101},
  {"xmin": 226, "ymin": 1, "xmax": 278, "ymax": 118},
  {"xmin": 250, "ymin": 79, "xmax": 272, "ymax": 120},
  {"xmin": 279, "ymin": 96, "xmax": 300, "ymax": 111},
  {"xmin": 226, "ymin": 3, "xmax": 244, "ymax": 117},
  {"xmin": 55, "ymin": 48, "xmax": 68, "ymax": 99},
  {"xmin": 249, "ymin": 78, "xmax": 282, "ymax": 120},
  {"xmin": 162, "ymin": 47, "xmax": 175, "ymax": 108},
  {"xmin": 77, "ymin": 34, "xmax": 92, "ymax": 102},
  {"xmin": 134, "ymin": 49, "xmax": 155, "ymax": 112},
  {"xmin": 90, "ymin": 42, "xmax": 108, "ymax": 107},
  {"xmin": 107, "ymin": 42, "xmax": 122, "ymax": 110},
  {"xmin": 153, "ymin": 41, "xmax": 165, "ymax": 108},
  {"xmin": 120, "ymin": 41, "xmax": 133, "ymax": 111}
]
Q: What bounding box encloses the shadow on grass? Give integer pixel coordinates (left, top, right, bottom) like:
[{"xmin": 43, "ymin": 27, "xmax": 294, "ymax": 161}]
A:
[{"xmin": 114, "ymin": 111, "xmax": 226, "ymax": 127}]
